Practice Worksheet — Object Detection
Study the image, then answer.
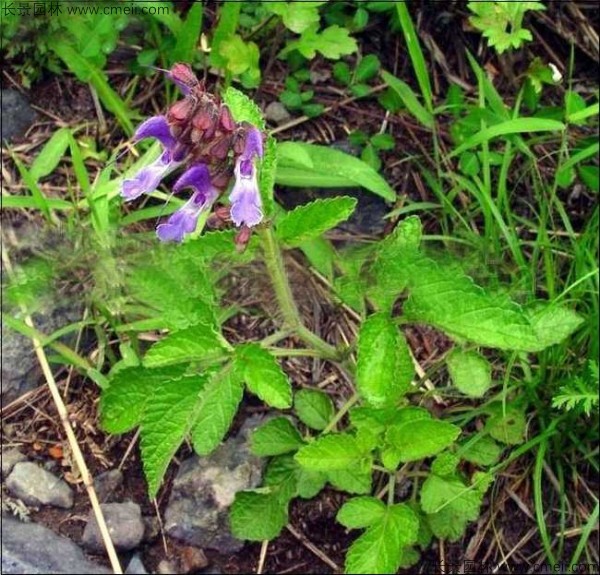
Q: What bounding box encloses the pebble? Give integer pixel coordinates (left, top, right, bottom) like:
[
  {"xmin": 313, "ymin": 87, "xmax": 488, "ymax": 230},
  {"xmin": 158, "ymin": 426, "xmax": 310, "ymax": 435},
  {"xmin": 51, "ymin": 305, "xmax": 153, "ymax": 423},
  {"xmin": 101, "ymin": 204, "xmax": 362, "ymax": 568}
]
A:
[
  {"xmin": 125, "ymin": 553, "xmax": 149, "ymax": 575},
  {"xmin": 164, "ymin": 420, "xmax": 264, "ymax": 553},
  {"xmin": 94, "ymin": 468, "xmax": 123, "ymax": 502},
  {"xmin": 179, "ymin": 545, "xmax": 209, "ymax": 572},
  {"xmin": 1, "ymin": 515, "xmax": 111, "ymax": 574},
  {"xmin": 6, "ymin": 462, "xmax": 74, "ymax": 508},
  {"xmin": 264, "ymin": 101, "xmax": 291, "ymax": 125},
  {"xmin": 157, "ymin": 559, "xmax": 178, "ymax": 574},
  {"xmin": 0, "ymin": 89, "xmax": 35, "ymax": 142},
  {"xmin": 1, "ymin": 448, "xmax": 27, "ymax": 479},
  {"xmin": 82, "ymin": 502, "xmax": 145, "ymax": 552}
]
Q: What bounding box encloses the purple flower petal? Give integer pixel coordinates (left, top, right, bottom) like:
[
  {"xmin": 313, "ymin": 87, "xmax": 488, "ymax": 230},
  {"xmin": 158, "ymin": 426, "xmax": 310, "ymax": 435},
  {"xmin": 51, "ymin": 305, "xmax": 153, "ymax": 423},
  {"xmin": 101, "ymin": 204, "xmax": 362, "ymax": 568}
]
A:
[
  {"xmin": 121, "ymin": 153, "xmax": 178, "ymax": 201},
  {"xmin": 173, "ymin": 164, "xmax": 213, "ymax": 196},
  {"xmin": 229, "ymin": 158, "xmax": 263, "ymax": 228},
  {"xmin": 243, "ymin": 127, "xmax": 264, "ymax": 160},
  {"xmin": 134, "ymin": 116, "xmax": 176, "ymax": 151},
  {"xmin": 156, "ymin": 189, "xmax": 217, "ymax": 243}
]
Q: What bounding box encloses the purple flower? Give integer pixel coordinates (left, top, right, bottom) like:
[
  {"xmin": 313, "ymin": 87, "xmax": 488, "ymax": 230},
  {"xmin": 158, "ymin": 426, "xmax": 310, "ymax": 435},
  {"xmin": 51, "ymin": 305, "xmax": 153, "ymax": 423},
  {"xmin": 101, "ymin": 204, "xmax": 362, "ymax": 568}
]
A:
[
  {"xmin": 156, "ymin": 164, "xmax": 218, "ymax": 243},
  {"xmin": 121, "ymin": 116, "xmax": 183, "ymax": 201},
  {"xmin": 229, "ymin": 128, "xmax": 264, "ymax": 228}
]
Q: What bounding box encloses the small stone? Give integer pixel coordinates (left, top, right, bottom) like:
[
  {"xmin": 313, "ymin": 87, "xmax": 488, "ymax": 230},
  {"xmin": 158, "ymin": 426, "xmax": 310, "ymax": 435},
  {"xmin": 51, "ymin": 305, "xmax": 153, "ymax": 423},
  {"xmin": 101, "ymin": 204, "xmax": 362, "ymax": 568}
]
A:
[
  {"xmin": 1, "ymin": 515, "xmax": 111, "ymax": 574},
  {"xmin": 179, "ymin": 546, "xmax": 209, "ymax": 573},
  {"xmin": 82, "ymin": 502, "xmax": 144, "ymax": 552},
  {"xmin": 164, "ymin": 425, "xmax": 264, "ymax": 553},
  {"xmin": 1, "ymin": 448, "xmax": 27, "ymax": 479},
  {"xmin": 94, "ymin": 469, "xmax": 123, "ymax": 502},
  {"xmin": 6, "ymin": 462, "xmax": 73, "ymax": 508},
  {"xmin": 157, "ymin": 559, "xmax": 178, "ymax": 575},
  {"xmin": 125, "ymin": 553, "xmax": 148, "ymax": 575},
  {"xmin": 142, "ymin": 515, "xmax": 161, "ymax": 542},
  {"xmin": 0, "ymin": 89, "xmax": 35, "ymax": 142},
  {"xmin": 264, "ymin": 101, "xmax": 291, "ymax": 125}
]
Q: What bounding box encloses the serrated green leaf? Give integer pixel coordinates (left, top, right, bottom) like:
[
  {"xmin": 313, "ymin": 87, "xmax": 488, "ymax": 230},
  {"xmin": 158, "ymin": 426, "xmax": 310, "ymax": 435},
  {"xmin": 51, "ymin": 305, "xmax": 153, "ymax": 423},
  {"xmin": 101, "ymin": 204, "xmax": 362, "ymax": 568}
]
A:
[
  {"xmin": 460, "ymin": 436, "xmax": 503, "ymax": 466},
  {"xmin": 141, "ymin": 375, "xmax": 207, "ymax": 496},
  {"xmin": 230, "ymin": 489, "xmax": 290, "ymax": 541},
  {"xmin": 484, "ymin": 403, "xmax": 526, "ymax": 445},
  {"xmin": 526, "ymin": 303, "xmax": 584, "ymax": 351},
  {"xmin": 100, "ymin": 366, "xmax": 186, "ymax": 433},
  {"xmin": 276, "ymin": 142, "xmax": 395, "ymax": 201},
  {"xmin": 30, "ymin": 128, "xmax": 71, "ymax": 181},
  {"xmin": 222, "ymin": 86, "xmax": 265, "ymax": 130},
  {"xmin": 259, "ymin": 135, "xmax": 277, "ymax": 217},
  {"xmin": 421, "ymin": 474, "xmax": 482, "ymax": 541},
  {"xmin": 250, "ymin": 418, "xmax": 304, "ymax": 456},
  {"xmin": 356, "ymin": 313, "xmax": 414, "ymax": 407},
  {"xmin": 235, "ymin": 344, "xmax": 292, "ymax": 408},
  {"xmin": 386, "ymin": 419, "xmax": 461, "ymax": 462},
  {"xmin": 264, "ymin": 454, "xmax": 327, "ymax": 499},
  {"xmin": 191, "ymin": 367, "xmax": 244, "ymax": 455},
  {"xmin": 344, "ymin": 504, "xmax": 420, "ymax": 574},
  {"xmin": 281, "ymin": 24, "xmax": 357, "ymax": 60},
  {"xmin": 446, "ymin": 348, "xmax": 492, "ymax": 398},
  {"xmin": 143, "ymin": 324, "xmax": 229, "ymax": 368},
  {"xmin": 431, "ymin": 452, "xmax": 460, "ymax": 477},
  {"xmin": 276, "ymin": 197, "xmax": 357, "ymax": 247},
  {"xmin": 296, "ymin": 434, "xmax": 368, "ymax": 471},
  {"xmin": 327, "ymin": 467, "xmax": 372, "ymax": 494},
  {"xmin": 269, "ymin": 1, "xmax": 326, "ymax": 33},
  {"xmin": 337, "ymin": 497, "xmax": 386, "ymax": 529},
  {"xmin": 294, "ymin": 389, "xmax": 335, "ymax": 430}
]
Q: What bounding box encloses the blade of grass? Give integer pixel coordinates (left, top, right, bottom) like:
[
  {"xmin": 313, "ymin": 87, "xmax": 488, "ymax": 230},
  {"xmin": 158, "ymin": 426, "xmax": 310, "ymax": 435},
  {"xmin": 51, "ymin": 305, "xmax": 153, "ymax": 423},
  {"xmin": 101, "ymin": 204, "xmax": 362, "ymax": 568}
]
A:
[
  {"xmin": 29, "ymin": 128, "xmax": 71, "ymax": 181},
  {"xmin": 395, "ymin": 2, "xmax": 432, "ymax": 111},
  {"xmin": 1, "ymin": 196, "xmax": 74, "ymax": 211},
  {"xmin": 381, "ymin": 70, "xmax": 434, "ymax": 128},
  {"xmin": 170, "ymin": 1, "xmax": 203, "ymax": 64},
  {"xmin": 11, "ymin": 155, "xmax": 54, "ymax": 222}
]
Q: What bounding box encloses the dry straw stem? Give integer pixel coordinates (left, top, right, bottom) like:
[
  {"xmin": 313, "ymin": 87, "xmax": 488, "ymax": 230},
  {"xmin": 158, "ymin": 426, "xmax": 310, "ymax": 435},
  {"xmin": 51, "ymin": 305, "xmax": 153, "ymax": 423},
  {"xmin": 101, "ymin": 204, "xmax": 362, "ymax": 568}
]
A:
[{"xmin": 1, "ymin": 239, "xmax": 123, "ymax": 574}]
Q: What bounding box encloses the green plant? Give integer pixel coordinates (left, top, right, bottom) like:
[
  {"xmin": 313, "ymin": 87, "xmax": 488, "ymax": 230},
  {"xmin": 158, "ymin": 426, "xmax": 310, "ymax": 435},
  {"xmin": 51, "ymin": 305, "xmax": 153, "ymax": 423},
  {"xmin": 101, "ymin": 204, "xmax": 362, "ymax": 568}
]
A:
[
  {"xmin": 467, "ymin": 1, "xmax": 546, "ymax": 54},
  {"xmin": 348, "ymin": 129, "xmax": 395, "ymax": 171},
  {"xmin": 278, "ymin": 68, "xmax": 325, "ymax": 118}
]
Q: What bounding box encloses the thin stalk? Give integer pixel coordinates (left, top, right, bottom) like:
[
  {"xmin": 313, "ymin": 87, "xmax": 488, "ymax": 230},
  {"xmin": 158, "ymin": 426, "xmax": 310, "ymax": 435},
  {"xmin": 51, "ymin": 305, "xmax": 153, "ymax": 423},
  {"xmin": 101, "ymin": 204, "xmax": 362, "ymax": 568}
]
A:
[
  {"xmin": 258, "ymin": 226, "xmax": 339, "ymax": 360},
  {"xmin": 322, "ymin": 392, "xmax": 360, "ymax": 434}
]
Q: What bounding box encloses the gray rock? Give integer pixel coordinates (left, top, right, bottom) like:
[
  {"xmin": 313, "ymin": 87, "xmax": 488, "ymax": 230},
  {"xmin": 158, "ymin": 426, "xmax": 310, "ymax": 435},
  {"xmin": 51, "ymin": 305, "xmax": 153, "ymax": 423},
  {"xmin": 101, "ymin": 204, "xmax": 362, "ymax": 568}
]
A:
[
  {"xmin": 157, "ymin": 560, "xmax": 178, "ymax": 575},
  {"xmin": 82, "ymin": 502, "xmax": 144, "ymax": 552},
  {"xmin": 264, "ymin": 101, "xmax": 291, "ymax": 125},
  {"xmin": 125, "ymin": 554, "xmax": 148, "ymax": 575},
  {"xmin": 0, "ymin": 89, "xmax": 35, "ymax": 142},
  {"xmin": 164, "ymin": 429, "xmax": 264, "ymax": 553},
  {"xmin": 1, "ymin": 448, "xmax": 27, "ymax": 479},
  {"xmin": 94, "ymin": 469, "xmax": 123, "ymax": 502},
  {"xmin": 1, "ymin": 515, "xmax": 111, "ymax": 574},
  {"xmin": 6, "ymin": 462, "xmax": 74, "ymax": 508}
]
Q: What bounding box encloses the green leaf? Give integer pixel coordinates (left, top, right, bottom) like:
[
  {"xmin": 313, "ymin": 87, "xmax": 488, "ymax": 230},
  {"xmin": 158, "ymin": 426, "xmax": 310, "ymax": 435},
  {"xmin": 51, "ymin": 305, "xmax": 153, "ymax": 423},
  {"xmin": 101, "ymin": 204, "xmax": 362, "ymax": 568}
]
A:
[
  {"xmin": 30, "ymin": 128, "xmax": 71, "ymax": 181},
  {"xmin": 230, "ymin": 489, "xmax": 290, "ymax": 541},
  {"xmin": 381, "ymin": 71, "xmax": 434, "ymax": 129},
  {"xmin": 386, "ymin": 419, "xmax": 461, "ymax": 462},
  {"xmin": 235, "ymin": 344, "xmax": 292, "ymax": 408},
  {"xmin": 259, "ymin": 135, "xmax": 277, "ymax": 217},
  {"xmin": 355, "ymin": 54, "xmax": 381, "ymax": 83},
  {"xmin": 191, "ymin": 367, "xmax": 244, "ymax": 455},
  {"xmin": 269, "ymin": 1, "xmax": 326, "ymax": 34},
  {"xmin": 446, "ymin": 348, "xmax": 492, "ymax": 398},
  {"xmin": 143, "ymin": 324, "xmax": 229, "ymax": 368},
  {"xmin": 276, "ymin": 197, "xmax": 357, "ymax": 247},
  {"xmin": 48, "ymin": 42, "xmax": 133, "ymax": 135},
  {"xmin": 344, "ymin": 504, "xmax": 420, "ymax": 574},
  {"xmin": 222, "ymin": 86, "xmax": 265, "ymax": 130},
  {"xmin": 327, "ymin": 468, "xmax": 372, "ymax": 494},
  {"xmin": 460, "ymin": 436, "xmax": 503, "ymax": 466},
  {"xmin": 298, "ymin": 236, "xmax": 336, "ymax": 280},
  {"xmin": 484, "ymin": 403, "xmax": 526, "ymax": 445},
  {"xmin": 526, "ymin": 303, "xmax": 584, "ymax": 351},
  {"xmin": 100, "ymin": 366, "xmax": 186, "ymax": 434},
  {"xmin": 430, "ymin": 452, "xmax": 460, "ymax": 477},
  {"xmin": 209, "ymin": 1, "xmax": 241, "ymax": 68},
  {"xmin": 333, "ymin": 61, "xmax": 352, "ymax": 85},
  {"xmin": 294, "ymin": 389, "xmax": 335, "ymax": 430},
  {"xmin": 141, "ymin": 375, "xmax": 207, "ymax": 496},
  {"xmin": 170, "ymin": 1, "xmax": 203, "ymax": 64},
  {"xmin": 295, "ymin": 434, "xmax": 369, "ymax": 471},
  {"xmin": 265, "ymin": 454, "xmax": 327, "ymax": 499},
  {"xmin": 281, "ymin": 24, "xmax": 357, "ymax": 60},
  {"xmin": 219, "ymin": 35, "xmax": 261, "ymax": 85},
  {"xmin": 250, "ymin": 418, "xmax": 304, "ymax": 456},
  {"xmin": 421, "ymin": 474, "xmax": 482, "ymax": 541},
  {"xmin": 276, "ymin": 142, "xmax": 395, "ymax": 201},
  {"xmin": 337, "ymin": 496, "xmax": 386, "ymax": 529},
  {"xmin": 356, "ymin": 313, "xmax": 414, "ymax": 407}
]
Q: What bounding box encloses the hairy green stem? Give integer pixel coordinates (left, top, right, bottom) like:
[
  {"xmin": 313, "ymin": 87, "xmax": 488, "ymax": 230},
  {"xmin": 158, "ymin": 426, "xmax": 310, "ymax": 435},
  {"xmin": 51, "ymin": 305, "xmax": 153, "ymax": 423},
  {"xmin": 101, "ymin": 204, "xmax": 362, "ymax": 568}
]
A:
[{"xmin": 259, "ymin": 226, "xmax": 339, "ymax": 360}]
